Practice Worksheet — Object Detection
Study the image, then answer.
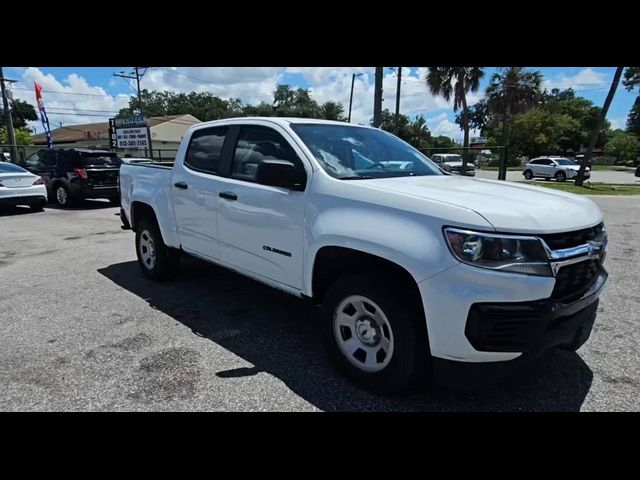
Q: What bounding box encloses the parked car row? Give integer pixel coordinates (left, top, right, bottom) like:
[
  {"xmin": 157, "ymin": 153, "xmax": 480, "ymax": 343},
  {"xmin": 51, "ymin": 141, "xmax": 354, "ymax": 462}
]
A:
[{"xmin": 0, "ymin": 148, "xmax": 123, "ymax": 209}]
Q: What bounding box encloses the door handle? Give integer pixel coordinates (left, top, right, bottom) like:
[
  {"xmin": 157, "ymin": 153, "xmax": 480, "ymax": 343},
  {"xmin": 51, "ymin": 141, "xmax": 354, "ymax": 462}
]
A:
[
  {"xmin": 174, "ymin": 181, "xmax": 188, "ymax": 190},
  {"xmin": 219, "ymin": 191, "xmax": 238, "ymax": 201}
]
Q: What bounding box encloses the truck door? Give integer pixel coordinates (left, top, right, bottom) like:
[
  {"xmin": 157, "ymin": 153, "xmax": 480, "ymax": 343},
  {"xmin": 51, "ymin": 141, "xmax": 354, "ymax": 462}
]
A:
[
  {"xmin": 215, "ymin": 124, "xmax": 309, "ymax": 290},
  {"xmin": 170, "ymin": 125, "xmax": 229, "ymax": 260}
]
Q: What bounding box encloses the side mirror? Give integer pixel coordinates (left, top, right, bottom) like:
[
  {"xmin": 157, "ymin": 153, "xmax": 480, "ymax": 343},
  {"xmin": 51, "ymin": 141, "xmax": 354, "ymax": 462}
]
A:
[{"xmin": 256, "ymin": 159, "xmax": 306, "ymax": 191}]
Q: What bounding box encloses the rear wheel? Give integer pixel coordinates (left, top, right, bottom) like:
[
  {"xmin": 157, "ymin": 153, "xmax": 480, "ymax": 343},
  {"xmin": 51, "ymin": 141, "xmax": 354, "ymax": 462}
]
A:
[
  {"xmin": 54, "ymin": 184, "xmax": 76, "ymax": 207},
  {"xmin": 135, "ymin": 218, "xmax": 180, "ymax": 280},
  {"xmin": 321, "ymin": 274, "xmax": 429, "ymax": 394},
  {"xmin": 523, "ymin": 169, "xmax": 533, "ymax": 180},
  {"xmin": 555, "ymin": 171, "xmax": 567, "ymax": 182}
]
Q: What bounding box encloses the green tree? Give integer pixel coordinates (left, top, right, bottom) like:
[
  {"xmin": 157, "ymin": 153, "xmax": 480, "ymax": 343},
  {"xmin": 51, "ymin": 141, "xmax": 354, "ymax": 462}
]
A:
[
  {"xmin": 576, "ymin": 67, "xmax": 625, "ymax": 186},
  {"xmin": 455, "ymin": 99, "xmax": 489, "ymax": 136},
  {"xmin": 485, "ymin": 67, "xmax": 543, "ymax": 178},
  {"xmin": 378, "ymin": 109, "xmax": 431, "ymax": 149},
  {"xmin": 425, "ymin": 67, "xmax": 484, "ymax": 172},
  {"xmin": 627, "ymin": 96, "xmax": 640, "ymax": 135},
  {"xmin": 605, "ymin": 130, "xmax": 639, "ymax": 165},
  {"xmin": 318, "ymin": 101, "xmax": 345, "ymax": 121},
  {"xmin": 0, "ymin": 127, "xmax": 33, "ymax": 145},
  {"xmin": 622, "ymin": 67, "xmax": 640, "ymax": 91},
  {"xmin": 1, "ymin": 99, "xmax": 38, "ymax": 129}
]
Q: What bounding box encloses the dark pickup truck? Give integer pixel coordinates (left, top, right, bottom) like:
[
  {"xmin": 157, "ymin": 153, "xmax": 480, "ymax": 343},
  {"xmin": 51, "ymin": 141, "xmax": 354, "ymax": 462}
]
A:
[{"xmin": 22, "ymin": 148, "xmax": 122, "ymax": 207}]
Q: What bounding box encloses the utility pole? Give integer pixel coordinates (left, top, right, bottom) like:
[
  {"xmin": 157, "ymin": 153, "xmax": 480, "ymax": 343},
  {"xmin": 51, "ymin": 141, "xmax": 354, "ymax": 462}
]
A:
[
  {"xmin": 0, "ymin": 67, "xmax": 19, "ymax": 163},
  {"xmin": 348, "ymin": 72, "xmax": 363, "ymax": 123},
  {"xmin": 373, "ymin": 67, "xmax": 383, "ymax": 128},
  {"xmin": 113, "ymin": 67, "xmax": 153, "ymax": 159},
  {"xmin": 395, "ymin": 66, "xmax": 402, "ymax": 134}
]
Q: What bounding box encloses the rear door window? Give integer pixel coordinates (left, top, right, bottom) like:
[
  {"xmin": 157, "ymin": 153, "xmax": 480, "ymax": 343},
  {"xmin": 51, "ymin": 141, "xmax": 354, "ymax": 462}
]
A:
[{"xmin": 184, "ymin": 126, "xmax": 228, "ymax": 174}]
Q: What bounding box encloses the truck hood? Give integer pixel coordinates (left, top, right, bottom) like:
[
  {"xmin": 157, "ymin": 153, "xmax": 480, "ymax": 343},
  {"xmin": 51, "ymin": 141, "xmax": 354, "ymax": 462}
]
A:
[{"xmin": 360, "ymin": 175, "xmax": 603, "ymax": 234}]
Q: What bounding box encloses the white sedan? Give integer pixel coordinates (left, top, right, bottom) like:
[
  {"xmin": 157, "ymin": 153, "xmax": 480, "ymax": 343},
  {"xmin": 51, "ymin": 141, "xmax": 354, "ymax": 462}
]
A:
[{"xmin": 0, "ymin": 161, "xmax": 48, "ymax": 211}]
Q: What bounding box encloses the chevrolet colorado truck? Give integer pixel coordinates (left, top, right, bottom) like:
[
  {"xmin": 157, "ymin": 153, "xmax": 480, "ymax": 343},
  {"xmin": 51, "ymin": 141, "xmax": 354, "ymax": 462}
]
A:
[{"xmin": 119, "ymin": 118, "xmax": 608, "ymax": 393}]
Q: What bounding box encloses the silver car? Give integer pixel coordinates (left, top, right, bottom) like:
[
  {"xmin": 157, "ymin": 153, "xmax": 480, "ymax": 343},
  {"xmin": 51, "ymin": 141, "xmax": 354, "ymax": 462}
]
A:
[{"xmin": 523, "ymin": 157, "xmax": 590, "ymax": 182}]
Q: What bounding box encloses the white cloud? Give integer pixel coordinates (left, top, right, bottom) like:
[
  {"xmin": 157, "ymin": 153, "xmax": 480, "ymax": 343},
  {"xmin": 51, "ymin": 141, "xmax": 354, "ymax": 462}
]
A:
[
  {"xmin": 8, "ymin": 67, "xmax": 480, "ymax": 134},
  {"xmin": 11, "ymin": 67, "xmax": 130, "ymax": 133},
  {"xmin": 544, "ymin": 67, "xmax": 608, "ymax": 91},
  {"xmin": 425, "ymin": 112, "xmax": 463, "ymax": 139},
  {"xmin": 609, "ymin": 116, "xmax": 627, "ymax": 130},
  {"xmin": 140, "ymin": 67, "xmax": 282, "ymax": 105}
]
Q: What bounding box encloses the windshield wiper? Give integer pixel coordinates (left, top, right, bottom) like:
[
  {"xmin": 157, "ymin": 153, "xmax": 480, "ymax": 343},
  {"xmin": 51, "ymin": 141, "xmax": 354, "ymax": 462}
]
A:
[{"xmin": 339, "ymin": 175, "xmax": 374, "ymax": 180}]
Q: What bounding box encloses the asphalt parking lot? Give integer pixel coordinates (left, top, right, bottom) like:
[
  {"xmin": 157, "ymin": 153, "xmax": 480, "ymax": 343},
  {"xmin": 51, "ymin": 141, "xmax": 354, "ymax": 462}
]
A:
[{"xmin": 1, "ymin": 196, "xmax": 639, "ymax": 411}]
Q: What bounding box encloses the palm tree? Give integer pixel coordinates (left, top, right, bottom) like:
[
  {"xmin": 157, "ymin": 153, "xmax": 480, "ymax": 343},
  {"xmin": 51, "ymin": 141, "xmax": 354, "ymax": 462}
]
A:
[
  {"xmin": 485, "ymin": 67, "xmax": 543, "ymax": 179},
  {"xmin": 575, "ymin": 67, "xmax": 624, "ymax": 186},
  {"xmin": 425, "ymin": 67, "xmax": 484, "ymax": 173}
]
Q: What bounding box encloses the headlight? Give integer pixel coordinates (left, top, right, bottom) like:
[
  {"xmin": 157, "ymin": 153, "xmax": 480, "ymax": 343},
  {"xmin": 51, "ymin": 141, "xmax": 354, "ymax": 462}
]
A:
[{"xmin": 444, "ymin": 228, "xmax": 552, "ymax": 276}]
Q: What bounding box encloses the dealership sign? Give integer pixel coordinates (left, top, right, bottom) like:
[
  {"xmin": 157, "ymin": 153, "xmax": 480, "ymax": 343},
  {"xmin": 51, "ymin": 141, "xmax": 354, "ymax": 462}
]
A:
[{"xmin": 109, "ymin": 116, "xmax": 150, "ymax": 149}]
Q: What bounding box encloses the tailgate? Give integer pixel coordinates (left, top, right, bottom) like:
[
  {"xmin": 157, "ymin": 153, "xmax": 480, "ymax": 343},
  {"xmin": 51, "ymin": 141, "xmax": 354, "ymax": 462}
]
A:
[{"xmin": 86, "ymin": 167, "xmax": 119, "ymax": 186}]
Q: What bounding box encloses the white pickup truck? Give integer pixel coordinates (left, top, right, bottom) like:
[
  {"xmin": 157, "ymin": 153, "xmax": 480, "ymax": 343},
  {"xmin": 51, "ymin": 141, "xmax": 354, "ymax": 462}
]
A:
[{"xmin": 119, "ymin": 117, "xmax": 608, "ymax": 393}]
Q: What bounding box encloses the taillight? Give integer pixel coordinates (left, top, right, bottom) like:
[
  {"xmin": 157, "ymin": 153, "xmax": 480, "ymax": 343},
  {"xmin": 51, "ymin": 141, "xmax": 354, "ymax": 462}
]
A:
[
  {"xmin": 73, "ymin": 168, "xmax": 88, "ymax": 179},
  {"xmin": 33, "ymin": 177, "xmax": 46, "ymax": 185}
]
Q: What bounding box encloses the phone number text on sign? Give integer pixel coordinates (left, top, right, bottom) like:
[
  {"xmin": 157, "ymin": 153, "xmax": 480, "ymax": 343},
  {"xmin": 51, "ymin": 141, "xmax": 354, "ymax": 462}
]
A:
[{"xmin": 116, "ymin": 127, "xmax": 149, "ymax": 149}]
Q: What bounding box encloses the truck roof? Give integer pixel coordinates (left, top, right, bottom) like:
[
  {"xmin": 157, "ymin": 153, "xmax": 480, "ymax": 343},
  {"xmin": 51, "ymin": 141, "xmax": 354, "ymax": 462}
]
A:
[{"xmin": 191, "ymin": 117, "xmax": 376, "ymax": 130}]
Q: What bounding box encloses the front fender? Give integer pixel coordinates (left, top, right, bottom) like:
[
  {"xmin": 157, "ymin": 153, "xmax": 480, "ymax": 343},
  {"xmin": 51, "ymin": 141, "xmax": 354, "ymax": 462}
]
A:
[{"xmin": 302, "ymin": 206, "xmax": 460, "ymax": 297}]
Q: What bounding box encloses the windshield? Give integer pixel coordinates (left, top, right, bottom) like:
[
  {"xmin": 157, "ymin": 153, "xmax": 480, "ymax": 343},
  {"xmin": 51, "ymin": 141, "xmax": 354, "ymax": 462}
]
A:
[
  {"xmin": 290, "ymin": 124, "xmax": 442, "ymax": 179},
  {"xmin": 555, "ymin": 159, "xmax": 576, "ymax": 165},
  {"xmin": 441, "ymin": 155, "xmax": 462, "ymax": 163},
  {"xmin": 0, "ymin": 162, "xmax": 28, "ymax": 173}
]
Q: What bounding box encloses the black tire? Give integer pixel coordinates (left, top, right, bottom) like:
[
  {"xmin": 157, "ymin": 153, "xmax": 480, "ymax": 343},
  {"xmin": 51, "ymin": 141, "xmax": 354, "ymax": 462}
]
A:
[
  {"xmin": 54, "ymin": 183, "xmax": 76, "ymax": 208},
  {"xmin": 555, "ymin": 171, "xmax": 567, "ymax": 182},
  {"xmin": 523, "ymin": 170, "xmax": 533, "ymax": 180},
  {"xmin": 135, "ymin": 218, "xmax": 180, "ymax": 281},
  {"xmin": 29, "ymin": 199, "xmax": 46, "ymax": 212},
  {"xmin": 320, "ymin": 274, "xmax": 430, "ymax": 394}
]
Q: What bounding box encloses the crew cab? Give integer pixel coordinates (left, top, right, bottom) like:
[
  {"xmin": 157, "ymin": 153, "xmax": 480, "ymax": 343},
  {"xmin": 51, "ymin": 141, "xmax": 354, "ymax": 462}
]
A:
[
  {"xmin": 22, "ymin": 148, "xmax": 122, "ymax": 207},
  {"xmin": 119, "ymin": 118, "xmax": 608, "ymax": 393}
]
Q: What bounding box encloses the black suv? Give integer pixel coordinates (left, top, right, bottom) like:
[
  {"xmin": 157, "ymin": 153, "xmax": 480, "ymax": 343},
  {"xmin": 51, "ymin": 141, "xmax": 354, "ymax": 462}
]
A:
[{"xmin": 22, "ymin": 148, "xmax": 122, "ymax": 207}]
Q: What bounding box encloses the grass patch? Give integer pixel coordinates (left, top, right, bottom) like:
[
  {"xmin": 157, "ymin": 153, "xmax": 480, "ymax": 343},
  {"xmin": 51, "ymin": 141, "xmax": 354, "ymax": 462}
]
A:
[
  {"xmin": 521, "ymin": 181, "xmax": 640, "ymax": 195},
  {"xmin": 477, "ymin": 166, "xmax": 523, "ymax": 171},
  {"xmin": 590, "ymin": 165, "xmax": 636, "ymax": 171}
]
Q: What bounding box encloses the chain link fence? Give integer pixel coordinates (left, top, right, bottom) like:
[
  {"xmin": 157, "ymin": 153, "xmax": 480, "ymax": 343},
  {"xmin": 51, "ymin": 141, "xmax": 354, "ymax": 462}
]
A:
[{"xmin": 418, "ymin": 146, "xmax": 520, "ymax": 181}]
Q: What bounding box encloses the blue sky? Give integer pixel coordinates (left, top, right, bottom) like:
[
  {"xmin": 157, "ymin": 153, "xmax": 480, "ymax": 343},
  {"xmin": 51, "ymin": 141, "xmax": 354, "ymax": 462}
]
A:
[{"xmin": 5, "ymin": 66, "xmax": 636, "ymax": 138}]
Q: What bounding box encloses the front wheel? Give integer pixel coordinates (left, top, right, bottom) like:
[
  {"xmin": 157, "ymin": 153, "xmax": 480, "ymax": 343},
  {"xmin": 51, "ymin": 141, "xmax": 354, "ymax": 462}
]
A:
[
  {"xmin": 135, "ymin": 218, "xmax": 180, "ymax": 280},
  {"xmin": 555, "ymin": 171, "xmax": 567, "ymax": 182},
  {"xmin": 321, "ymin": 274, "xmax": 429, "ymax": 394},
  {"xmin": 523, "ymin": 170, "xmax": 533, "ymax": 180}
]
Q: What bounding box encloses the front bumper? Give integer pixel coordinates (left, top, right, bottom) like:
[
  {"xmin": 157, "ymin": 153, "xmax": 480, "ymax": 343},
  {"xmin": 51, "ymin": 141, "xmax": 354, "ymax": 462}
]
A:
[
  {"xmin": 433, "ymin": 293, "xmax": 598, "ymax": 388},
  {"xmin": 418, "ymin": 261, "xmax": 607, "ymax": 385}
]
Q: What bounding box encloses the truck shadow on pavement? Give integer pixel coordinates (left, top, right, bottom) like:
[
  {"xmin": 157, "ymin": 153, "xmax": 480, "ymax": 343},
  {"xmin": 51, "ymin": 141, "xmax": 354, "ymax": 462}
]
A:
[
  {"xmin": 46, "ymin": 199, "xmax": 117, "ymax": 211},
  {"xmin": 98, "ymin": 256, "xmax": 593, "ymax": 412}
]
